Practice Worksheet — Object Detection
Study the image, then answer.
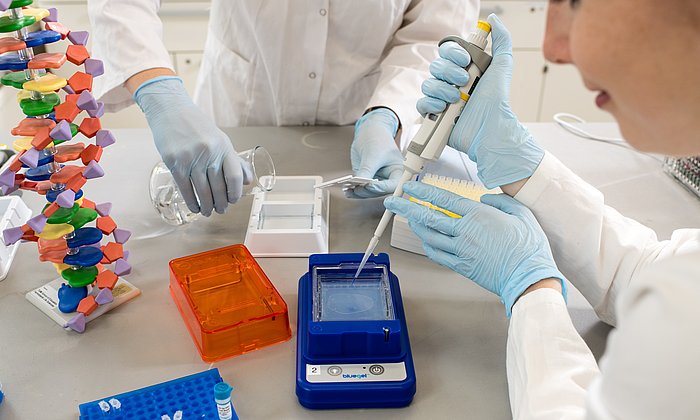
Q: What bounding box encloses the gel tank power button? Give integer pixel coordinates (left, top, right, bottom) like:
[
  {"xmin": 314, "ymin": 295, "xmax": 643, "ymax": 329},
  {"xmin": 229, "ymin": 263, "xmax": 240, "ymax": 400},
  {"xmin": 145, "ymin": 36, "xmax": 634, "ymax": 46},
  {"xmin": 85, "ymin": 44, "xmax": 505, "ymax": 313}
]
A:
[{"xmin": 369, "ymin": 365, "xmax": 384, "ymax": 375}]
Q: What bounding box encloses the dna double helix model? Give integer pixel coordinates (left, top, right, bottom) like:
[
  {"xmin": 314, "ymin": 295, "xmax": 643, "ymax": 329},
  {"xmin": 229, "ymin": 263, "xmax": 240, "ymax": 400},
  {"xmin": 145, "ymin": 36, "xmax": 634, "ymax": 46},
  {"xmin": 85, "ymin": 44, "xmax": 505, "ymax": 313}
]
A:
[{"xmin": 0, "ymin": 0, "xmax": 132, "ymax": 333}]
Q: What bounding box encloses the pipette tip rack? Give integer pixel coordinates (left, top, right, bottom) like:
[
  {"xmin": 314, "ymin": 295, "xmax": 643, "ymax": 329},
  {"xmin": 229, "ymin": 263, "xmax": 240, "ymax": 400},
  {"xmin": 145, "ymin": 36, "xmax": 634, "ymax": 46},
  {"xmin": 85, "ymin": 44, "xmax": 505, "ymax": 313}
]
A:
[
  {"xmin": 664, "ymin": 156, "xmax": 700, "ymax": 200},
  {"xmin": 78, "ymin": 369, "xmax": 232, "ymax": 419}
]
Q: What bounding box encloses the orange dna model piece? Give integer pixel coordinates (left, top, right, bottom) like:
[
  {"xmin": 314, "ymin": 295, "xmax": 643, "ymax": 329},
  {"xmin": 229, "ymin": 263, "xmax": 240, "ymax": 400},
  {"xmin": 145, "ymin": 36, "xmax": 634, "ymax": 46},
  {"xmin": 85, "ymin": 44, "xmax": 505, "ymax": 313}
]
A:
[{"xmin": 169, "ymin": 244, "xmax": 292, "ymax": 362}]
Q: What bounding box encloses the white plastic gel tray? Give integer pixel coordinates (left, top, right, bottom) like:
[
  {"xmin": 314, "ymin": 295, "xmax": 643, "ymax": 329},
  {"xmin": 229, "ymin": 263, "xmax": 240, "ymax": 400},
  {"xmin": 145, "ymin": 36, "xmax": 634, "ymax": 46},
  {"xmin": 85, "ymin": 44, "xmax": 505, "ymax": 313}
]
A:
[
  {"xmin": 0, "ymin": 196, "xmax": 31, "ymax": 281},
  {"xmin": 244, "ymin": 176, "xmax": 329, "ymax": 257}
]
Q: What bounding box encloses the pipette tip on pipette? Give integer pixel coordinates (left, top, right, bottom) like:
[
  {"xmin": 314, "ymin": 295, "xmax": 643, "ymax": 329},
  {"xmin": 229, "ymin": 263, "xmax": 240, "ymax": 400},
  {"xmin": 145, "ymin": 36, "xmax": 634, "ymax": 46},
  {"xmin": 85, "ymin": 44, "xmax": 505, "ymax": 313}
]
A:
[{"xmin": 354, "ymin": 235, "xmax": 380, "ymax": 281}]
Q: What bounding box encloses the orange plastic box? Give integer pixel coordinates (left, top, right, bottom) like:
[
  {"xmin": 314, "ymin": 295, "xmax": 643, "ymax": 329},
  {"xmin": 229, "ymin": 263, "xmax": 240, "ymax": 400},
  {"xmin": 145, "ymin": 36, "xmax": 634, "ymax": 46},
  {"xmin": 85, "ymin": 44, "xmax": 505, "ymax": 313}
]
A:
[{"xmin": 169, "ymin": 244, "xmax": 292, "ymax": 362}]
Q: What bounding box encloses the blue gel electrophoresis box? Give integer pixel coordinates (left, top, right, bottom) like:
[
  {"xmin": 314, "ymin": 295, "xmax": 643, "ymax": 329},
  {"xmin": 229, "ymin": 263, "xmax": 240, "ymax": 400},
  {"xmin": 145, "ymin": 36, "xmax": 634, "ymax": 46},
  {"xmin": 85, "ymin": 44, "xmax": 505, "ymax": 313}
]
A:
[{"xmin": 296, "ymin": 253, "xmax": 416, "ymax": 409}]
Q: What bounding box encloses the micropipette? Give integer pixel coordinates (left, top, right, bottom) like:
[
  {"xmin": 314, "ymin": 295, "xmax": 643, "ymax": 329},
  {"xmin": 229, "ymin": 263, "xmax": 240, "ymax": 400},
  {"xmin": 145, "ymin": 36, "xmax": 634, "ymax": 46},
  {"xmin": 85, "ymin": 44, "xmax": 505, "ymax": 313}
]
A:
[{"xmin": 354, "ymin": 20, "xmax": 494, "ymax": 279}]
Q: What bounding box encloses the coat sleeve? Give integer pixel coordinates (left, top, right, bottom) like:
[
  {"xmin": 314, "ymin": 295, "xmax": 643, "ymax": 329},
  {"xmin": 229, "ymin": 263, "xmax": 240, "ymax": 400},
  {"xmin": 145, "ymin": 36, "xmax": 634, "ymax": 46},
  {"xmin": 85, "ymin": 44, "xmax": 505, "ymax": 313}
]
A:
[
  {"xmin": 508, "ymin": 254, "xmax": 700, "ymax": 420},
  {"xmin": 507, "ymin": 288, "xmax": 599, "ymax": 420},
  {"xmin": 514, "ymin": 152, "xmax": 700, "ymax": 325},
  {"xmin": 88, "ymin": 0, "xmax": 174, "ymax": 112},
  {"xmin": 365, "ymin": 0, "xmax": 478, "ymax": 128},
  {"xmin": 585, "ymin": 253, "xmax": 700, "ymax": 420}
]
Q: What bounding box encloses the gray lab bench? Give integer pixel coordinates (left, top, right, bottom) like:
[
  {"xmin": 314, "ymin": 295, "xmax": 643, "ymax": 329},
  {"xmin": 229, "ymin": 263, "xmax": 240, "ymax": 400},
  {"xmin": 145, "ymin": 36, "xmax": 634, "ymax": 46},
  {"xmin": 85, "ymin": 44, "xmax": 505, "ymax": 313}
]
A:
[{"xmin": 1, "ymin": 124, "xmax": 699, "ymax": 419}]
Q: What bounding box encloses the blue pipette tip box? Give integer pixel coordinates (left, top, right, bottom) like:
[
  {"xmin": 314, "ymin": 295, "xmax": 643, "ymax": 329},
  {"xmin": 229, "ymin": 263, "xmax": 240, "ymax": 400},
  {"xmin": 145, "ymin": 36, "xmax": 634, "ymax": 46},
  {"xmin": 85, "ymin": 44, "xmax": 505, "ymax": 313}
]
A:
[{"xmin": 78, "ymin": 368, "xmax": 228, "ymax": 419}]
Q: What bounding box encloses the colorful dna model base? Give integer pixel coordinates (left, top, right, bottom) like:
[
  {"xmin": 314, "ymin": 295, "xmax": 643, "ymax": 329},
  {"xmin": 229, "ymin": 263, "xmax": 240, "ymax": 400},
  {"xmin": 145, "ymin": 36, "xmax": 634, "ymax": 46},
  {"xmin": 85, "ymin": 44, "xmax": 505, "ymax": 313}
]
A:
[{"xmin": 0, "ymin": 0, "xmax": 132, "ymax": 333}]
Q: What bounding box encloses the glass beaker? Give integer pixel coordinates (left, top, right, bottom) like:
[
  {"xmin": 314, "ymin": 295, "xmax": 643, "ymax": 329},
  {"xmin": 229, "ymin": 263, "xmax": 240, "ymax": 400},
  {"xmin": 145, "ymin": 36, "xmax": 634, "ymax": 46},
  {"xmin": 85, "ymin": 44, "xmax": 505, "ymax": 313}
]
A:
[
  {"xmin": 238, "ymin": 146, "xmax": 276, "ymax": 196},
  {"xmin": 149, "ymin": 146, "xmax": 276, "ymax": 226}
]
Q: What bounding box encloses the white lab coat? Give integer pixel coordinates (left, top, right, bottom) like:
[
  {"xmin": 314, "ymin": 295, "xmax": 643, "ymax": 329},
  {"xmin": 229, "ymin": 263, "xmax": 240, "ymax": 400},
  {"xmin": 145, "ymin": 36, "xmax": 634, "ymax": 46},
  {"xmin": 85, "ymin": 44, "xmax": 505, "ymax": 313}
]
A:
[
  {"xmin": 509, "ymin": 152, "xmax": 700, "ymax": 419},
  {"xmin": 88, "ymin": 0, "xmax": 478, "ymax": 128}
]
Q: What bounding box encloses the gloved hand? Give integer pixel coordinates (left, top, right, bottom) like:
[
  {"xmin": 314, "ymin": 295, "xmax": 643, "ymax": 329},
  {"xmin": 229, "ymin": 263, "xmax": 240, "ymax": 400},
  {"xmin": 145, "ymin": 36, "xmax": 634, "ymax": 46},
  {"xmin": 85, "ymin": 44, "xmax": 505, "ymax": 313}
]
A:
[
  {"xmin": 384, "ymin": 181, "xmax": 567, "ymax": 316},
  {"xmin": 348, "ymin": 108, "xmax": 404, "ymax": 199},
  {"xmin": 134, "ymin": 76, "xmax": 251, "ymax": 216},
  {"xmin": 416, "ymin": 14, "xmax": 544, "ymax": 190}
]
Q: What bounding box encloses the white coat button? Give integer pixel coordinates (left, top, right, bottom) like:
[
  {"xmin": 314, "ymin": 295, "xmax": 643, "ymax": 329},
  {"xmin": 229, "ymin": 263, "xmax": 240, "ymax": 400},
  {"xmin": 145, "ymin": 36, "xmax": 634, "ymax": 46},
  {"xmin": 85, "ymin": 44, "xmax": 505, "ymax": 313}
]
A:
[
  {"xmin": 308, "ymin": 72, "xmax": 316, "ymax": 79},
  {"xmin": 319, "ymin": 9, "xmax": 327, "ymax": 16}
]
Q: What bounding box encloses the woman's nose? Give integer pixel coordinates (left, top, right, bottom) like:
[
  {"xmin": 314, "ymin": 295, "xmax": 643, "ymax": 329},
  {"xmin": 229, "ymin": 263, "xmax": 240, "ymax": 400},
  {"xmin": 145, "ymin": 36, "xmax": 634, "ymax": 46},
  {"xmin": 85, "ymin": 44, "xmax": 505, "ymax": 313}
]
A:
[{"xmin": 543, "ymin": 5, "xmax": 574, "ymax": 64}]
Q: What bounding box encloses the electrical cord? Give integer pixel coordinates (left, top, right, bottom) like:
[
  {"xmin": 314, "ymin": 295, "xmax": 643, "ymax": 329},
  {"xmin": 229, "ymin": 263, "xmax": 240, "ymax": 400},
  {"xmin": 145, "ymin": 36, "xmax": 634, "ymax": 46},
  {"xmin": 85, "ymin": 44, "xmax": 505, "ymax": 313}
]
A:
[
  {"xmin": 553, "ymin": 112, "xmax": 663, "ymax": 163},
  {"xmin": 554, "ymin": 112, "xmax": 628, "ymax": 146}
]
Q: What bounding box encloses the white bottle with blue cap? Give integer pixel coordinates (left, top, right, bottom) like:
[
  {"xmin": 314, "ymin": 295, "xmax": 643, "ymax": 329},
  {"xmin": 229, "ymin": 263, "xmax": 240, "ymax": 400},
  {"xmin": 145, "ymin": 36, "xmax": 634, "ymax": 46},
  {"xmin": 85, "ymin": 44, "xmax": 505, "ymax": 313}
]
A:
[{"xmin": 214, "ymin": 382, "xmax": 238, "ymax": 420}]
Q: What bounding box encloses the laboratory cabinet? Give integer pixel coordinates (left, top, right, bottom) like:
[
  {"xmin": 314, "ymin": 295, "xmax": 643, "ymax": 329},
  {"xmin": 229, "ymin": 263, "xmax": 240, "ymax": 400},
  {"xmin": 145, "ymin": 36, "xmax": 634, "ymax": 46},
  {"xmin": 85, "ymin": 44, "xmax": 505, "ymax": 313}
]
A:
[{"xmin": 480, "ymin": 0, "xmax": 614, "ymax": 123}]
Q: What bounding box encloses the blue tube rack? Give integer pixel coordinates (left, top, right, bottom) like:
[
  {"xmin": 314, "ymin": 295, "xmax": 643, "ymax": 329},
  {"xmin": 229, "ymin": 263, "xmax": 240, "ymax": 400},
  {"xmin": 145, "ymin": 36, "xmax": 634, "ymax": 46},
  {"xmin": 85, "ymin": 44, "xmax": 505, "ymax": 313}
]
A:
[{"xmin": 78, "ymin": 368, "xmax": 230, "ymax": 419}]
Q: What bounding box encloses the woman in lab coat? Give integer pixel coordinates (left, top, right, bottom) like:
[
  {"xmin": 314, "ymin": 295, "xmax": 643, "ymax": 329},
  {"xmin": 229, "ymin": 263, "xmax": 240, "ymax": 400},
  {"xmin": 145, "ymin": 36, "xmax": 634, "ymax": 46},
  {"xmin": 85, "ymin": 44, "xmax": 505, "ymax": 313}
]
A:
[
  {"xmin": 385, "ymin": 3, "xmax": 700, "ymax": 419},
  {"xmin": 88, "ymin": 0, "xmax": 477, "ymax": 217}
]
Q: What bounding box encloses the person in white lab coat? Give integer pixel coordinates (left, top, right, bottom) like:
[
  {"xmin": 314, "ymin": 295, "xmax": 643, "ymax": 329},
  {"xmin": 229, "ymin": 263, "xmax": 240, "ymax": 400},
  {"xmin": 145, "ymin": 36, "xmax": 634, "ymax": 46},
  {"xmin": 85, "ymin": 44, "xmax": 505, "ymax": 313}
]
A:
[
  {"xmin": 87, "ymin": 0, "xmax": 478, "ymax": 216},
  {"xmin": 385, "ymin": 2, "xmax": 700, "ymax": 419}
]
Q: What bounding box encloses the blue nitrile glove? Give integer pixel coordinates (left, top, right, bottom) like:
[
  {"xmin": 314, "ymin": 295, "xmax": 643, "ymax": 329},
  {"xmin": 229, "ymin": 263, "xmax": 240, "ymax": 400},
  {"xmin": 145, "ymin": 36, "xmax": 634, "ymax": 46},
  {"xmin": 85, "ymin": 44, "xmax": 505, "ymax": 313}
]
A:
[
  {"xmin": 384, "ymin": 181, "xmax": 567, "ymax": 317},
  {"xmin": 134, "ymin": 76, "xmax": 251, "ymax": 216},
  {"xmin": 348, "ymin": 108, "xmax": 404, "ymax": 199},
  {"xmin": 416, "ymin": 14, "xmax": 544, "ymax": 190}
]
